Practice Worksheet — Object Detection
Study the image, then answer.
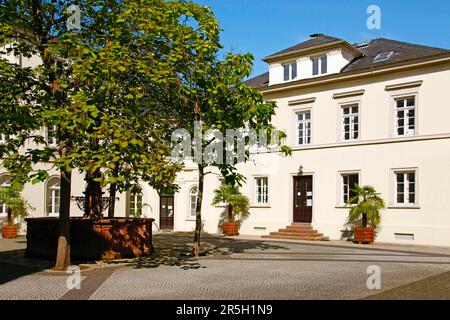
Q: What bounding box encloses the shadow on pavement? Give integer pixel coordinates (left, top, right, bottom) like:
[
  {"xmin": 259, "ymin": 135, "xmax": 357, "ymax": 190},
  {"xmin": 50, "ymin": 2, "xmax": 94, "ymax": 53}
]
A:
[
  {"xmin": 0, "ymin": 256, "xmax": 43, "ymax": 285},
  {"xmin": 102, "ymin": 233, "xmax": 290, "ymax": 270}
]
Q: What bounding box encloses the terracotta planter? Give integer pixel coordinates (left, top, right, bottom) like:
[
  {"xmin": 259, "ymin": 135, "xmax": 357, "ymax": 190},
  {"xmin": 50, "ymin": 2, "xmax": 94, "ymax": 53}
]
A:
[
  {"xmin": 222, "ymin": 222, "xmax": 239, "ymax": 236},
  {"xmin": 353, "ymin": 227, "xmax": 375, "ymax": 244},
  {"xmin": 1, "ymin": 225, "xmax": 18, "ymax": 239}
]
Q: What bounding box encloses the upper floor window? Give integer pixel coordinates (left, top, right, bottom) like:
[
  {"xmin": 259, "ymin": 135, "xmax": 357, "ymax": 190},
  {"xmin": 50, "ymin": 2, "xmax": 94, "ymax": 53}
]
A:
[
  {"xmin": 46, "ymin": 125, "xmax": 58, "ymax": 147},
  {"xmin": 189, "ymin": 186, "xmax": 198, "ymax": 219},
  {"xmin": 342, "ymin": 104, "xmax": 359, "ymax": 141},
  {"xmin": 395, "ymin": 97, "xmax": 415, "ymax": 136},
  {"xmin": 394, "ymin": 170, "xmax": 416, "ymax": 205},
  {"xmin": 312, "ymin": 55, "xmax": 327, "ymax": 76},
  {"xmin": 283, "ymin": 62, "xmax": 297, "ymax": 81},
  {"xmin": 255, "ymin": 177, "xmax": 269, "ymax": 205},
  {"xmin": 46, "ymin": 176, "xmax": 60, "ymax": 216},
  {"xmin": 0, "ymin": 133, "xmax": 9, "ymax": 144},
  {"xmin": 0, "ymin": 174, "xmax": 11, "ymax": 217},
  {"xmin": 296, "ymin": 111, "xmax": 311, "ymax": 145}
]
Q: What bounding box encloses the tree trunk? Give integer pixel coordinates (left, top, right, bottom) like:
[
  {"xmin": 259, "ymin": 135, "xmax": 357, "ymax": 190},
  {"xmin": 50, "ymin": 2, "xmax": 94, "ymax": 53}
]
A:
[
  {"xmin": 84, "ymin": 171, "xmax": 103, "ymax": 218},
  {"xmin": 227, "ymin": 205, "xmax": 233, "ymax": 222},
  {"xmin": 7, "ymin": 207, "xmax": 12, "ymax": 226},
  {"xmin": 362, "ymin": 213, "xmax": 368, "ymax": 228},
  {"xmin": 108, "ymin": 183, "xmax": 117, "ymax": 218},
  {"xmin": 55, "ymin": 168, "xmax": 71, "ymax": 271},
  {"xmin": 193, "ymin": 164, "xmax": 204, "ymax": 257}
]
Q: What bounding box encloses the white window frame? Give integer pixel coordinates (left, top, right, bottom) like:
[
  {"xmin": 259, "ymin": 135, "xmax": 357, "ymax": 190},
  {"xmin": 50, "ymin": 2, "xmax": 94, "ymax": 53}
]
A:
[
  {"xmin": 188, "ymin": 186, "xmax": 198, "ymax": 219},
  {"xmin": 0, "ymin": 133, "xmax": 9, "ymax": 144},
  {"xmin": 46, "ymin": 176, "xmax": 60, "ymax": 216},
  {"xmin": 340, "ymin": 172, "xmax": 360, "ymax": 205},
  {"xmin": 0, "ymin": 174, "xmax": 11, "ymax": 217},
  {"xmin": 391, "ymin": 168, "xmax": 418, "ymax": 207},
  {"xmin": 311, "ymin": 55, "xmax": 327, "ymax": 76},
  {"xmin": 254, "ymin": 176, "xmax": 269, "ymax": 205},
  {"xmin": 389, "ymin": 89, "xmax": 419, "ymax": 138},
  {"xmin": 394, "ymin": 96, "xmax": 416, "ymax": 137},
  {"xmin": 295, "ymin": 110, "xmax": 312, "ymax": 146},
  {"xmin": 283, "ymin": 61, "xmax": 298, "ymax": 82},
  {"xmin": 341, "ymin": 104, "xmax": 360, "ymax": 141},
  {"xmin": 46, "ymin": 125, "xmax": 58, "ymax": 147},
  {"xmin": 128, "ymin": 191, "xmax": 143, "ymax": 217}
]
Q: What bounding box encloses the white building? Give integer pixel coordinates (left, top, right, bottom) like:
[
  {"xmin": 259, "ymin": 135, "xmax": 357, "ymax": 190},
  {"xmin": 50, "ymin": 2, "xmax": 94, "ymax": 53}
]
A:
[{"xmin": 2, "ymin": 34, "xmax": 450, "ymax": 247}]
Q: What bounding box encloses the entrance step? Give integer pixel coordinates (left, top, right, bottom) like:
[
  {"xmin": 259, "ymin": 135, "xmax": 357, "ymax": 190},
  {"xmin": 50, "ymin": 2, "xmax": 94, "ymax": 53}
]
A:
[{"xmin": 262, "ymin": 223, "xmax": 329, "ymax": 241}]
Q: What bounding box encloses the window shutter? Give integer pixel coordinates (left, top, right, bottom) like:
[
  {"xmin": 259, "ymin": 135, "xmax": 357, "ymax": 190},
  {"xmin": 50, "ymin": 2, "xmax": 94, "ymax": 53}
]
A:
[
  {"xmin": 291, "ymin": 62, "xmax": 297, "ymax": 79},
  {"xmin": 312, "ymin": 58, "xmax": 319, "ymax": 76},
  {"xmin": 321, "ymin": 55, "xmax": 327, "ymax": 74},
  {"xmin": 283, "ymin": 64, "xmax": 290, "ymax": 81}
]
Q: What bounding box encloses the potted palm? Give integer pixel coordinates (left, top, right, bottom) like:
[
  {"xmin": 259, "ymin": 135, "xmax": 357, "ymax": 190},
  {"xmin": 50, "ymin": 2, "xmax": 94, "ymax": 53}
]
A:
[
  {"xmin": 347, "ymin": 185, "xmax": 385, "ymax": 244},
  {"xmin": 0, "ymin": 183, "xmax": 32, "ymax": 239},
  {"xmin": 212, "ymin": 183, "xmax": 250, "ymax": 236}
]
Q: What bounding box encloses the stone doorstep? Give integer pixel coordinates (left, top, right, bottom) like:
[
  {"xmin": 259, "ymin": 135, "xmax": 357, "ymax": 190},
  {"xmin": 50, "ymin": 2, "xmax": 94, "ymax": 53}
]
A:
[{"xmin": 263, "ymin": 223, "xmax": 330, "ymax": 241}]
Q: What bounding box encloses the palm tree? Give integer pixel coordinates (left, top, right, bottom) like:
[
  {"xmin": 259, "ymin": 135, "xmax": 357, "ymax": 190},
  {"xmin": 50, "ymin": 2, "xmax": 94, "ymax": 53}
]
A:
[
  {"xmin": 347, "ymin": 185, "xmax": 385, "ymax": 229},
  {"xmin": 211, "ymin": 184, "xmax": 250, "ymax": 224}
]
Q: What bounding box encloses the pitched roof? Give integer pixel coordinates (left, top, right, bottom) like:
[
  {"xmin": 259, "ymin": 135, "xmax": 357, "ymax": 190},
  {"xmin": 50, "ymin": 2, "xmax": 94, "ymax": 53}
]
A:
[
  {"xmin": 247, "ymin": 37, "xmax": 450, "ymax": 90},
  {"xmin": 342, "ymin": 38, "xmax": 450, "ymax": 72},
  {"xmin": 264, "ymin": 35, "xmax": 343, "ymax": 59},
  {"xmin": 244, "ymin": 72, "xmax": 269, "ymax": 89}
]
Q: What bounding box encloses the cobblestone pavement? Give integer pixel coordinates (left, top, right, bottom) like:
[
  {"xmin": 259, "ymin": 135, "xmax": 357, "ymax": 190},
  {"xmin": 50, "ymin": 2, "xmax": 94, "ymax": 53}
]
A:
[{"xmin": 1, "ymin": 235, "xmax": 450, "ymax": 300}]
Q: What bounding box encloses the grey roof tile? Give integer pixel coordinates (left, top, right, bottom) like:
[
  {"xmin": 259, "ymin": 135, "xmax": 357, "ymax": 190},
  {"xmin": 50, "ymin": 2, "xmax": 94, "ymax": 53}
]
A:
[{"xmin": 247, "ymin": 37, "xmax": 450, "ymax": 89}]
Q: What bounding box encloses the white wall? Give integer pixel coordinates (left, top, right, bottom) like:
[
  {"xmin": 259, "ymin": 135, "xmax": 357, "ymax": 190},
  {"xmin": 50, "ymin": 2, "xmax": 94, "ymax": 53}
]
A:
[{"xmin": 268, "ymin": 48, "xmax": 355, "ymax": 86}]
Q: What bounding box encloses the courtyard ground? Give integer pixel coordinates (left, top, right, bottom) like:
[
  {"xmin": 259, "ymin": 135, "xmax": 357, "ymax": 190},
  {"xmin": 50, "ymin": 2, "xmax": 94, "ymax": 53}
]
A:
[{"xmin": 1, "ymin": 233, "xmax": 450, "ymax": 300}]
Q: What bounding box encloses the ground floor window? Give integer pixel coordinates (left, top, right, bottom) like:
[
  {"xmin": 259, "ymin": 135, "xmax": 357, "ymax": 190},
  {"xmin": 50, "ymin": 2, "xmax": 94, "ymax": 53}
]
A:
[
  {"xmin": 46, "ymin": 176, "xmax": 60, "ymax": 216},
  {"xmin": 0, "ymin": 174, "xmax": 11, "ymax": 217},
  {"xmin": 341, "ymin": 173, "xmax": 359, "ymax": 204},
  {"xmin": 128, "ymin": 189, "xmax": 143, "ymax": 217},
  {"xmin": 189, "ymin": 186, "xmax": 198, "ymax": 219},
  {"xmin": 394, "ymin": 170, "xmax": 416, "ymax": 205},
  {"xmin": 255, "ymin": 177, "xmax": 269, "ymax": 205}
]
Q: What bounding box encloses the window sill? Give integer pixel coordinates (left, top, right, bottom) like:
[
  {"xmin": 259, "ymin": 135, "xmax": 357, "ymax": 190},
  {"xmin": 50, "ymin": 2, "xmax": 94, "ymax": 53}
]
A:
[
  {"xmin": 250, "ymin": 205, "xmax": 271, "ymax": 209},
  {"xmin": 335, "ymin": 205, "xmax": 355, "ymax": 209},
  {"xmin": 388, "ymin": 205, "xmax": 421, "ymax": 210},
  {"xmin": 185, "ymin": 218, "xmax": 196, "ymax": 222}
]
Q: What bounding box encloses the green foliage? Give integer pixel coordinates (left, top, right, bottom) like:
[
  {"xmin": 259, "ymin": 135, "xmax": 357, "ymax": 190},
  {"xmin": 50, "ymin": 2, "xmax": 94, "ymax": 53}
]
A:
[
  {"xmin": 0, "ymin": 183, "xmax": 34, "ymax": 226},
  {"xmin": 347, "ymin": 185, "xmax": 385, "ymax": 229},
  {"xmin": 211, "ymin": 183, "xmax": 249, "ymax": 224},
  {"xmin": 0, "ymin": 1, "xmax": 227, "ymax": 214}
]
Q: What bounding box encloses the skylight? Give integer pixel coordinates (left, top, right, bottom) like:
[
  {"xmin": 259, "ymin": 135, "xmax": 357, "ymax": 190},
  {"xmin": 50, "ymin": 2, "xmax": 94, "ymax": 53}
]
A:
[
  {"xmin": 356, "ymin": 40, "xmax": 371, "ymax": 48},
  {"xmin": 373, "ymin": 51, "xmax": 394, "ymax": 62}
]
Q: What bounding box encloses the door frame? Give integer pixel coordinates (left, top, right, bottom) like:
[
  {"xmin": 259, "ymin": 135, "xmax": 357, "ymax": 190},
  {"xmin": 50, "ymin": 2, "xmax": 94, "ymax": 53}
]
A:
[
  {"xmin": 290, "ymin": 172, "xmax": 316, "ymax": 224},
  {"xmin": 159, "ymin": 193, "xmax": 175, "ymax": 230}
]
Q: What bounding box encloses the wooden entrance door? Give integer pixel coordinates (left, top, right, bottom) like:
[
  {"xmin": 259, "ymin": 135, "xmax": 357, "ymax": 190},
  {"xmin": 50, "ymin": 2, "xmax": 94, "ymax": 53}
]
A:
[
  {"xmin": 160, "ymin": 194, "xmax": 174, "ymax": 230},
  {"xmin": 293, "ymin": 176, "xmax": 313, "ymax": 223}
]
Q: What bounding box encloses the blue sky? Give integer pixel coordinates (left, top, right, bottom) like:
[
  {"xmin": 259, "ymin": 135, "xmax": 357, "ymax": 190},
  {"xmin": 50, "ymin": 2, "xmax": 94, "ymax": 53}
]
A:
[{"xmin": 196, "ymin": 0, "xmax": 450, "ymax": 78}]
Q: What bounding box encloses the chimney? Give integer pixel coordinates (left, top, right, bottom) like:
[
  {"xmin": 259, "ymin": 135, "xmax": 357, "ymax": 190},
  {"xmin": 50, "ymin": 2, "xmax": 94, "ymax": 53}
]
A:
[{"xmin": 309, "ymin": 33, "xmax": 324, "ymax": 39}]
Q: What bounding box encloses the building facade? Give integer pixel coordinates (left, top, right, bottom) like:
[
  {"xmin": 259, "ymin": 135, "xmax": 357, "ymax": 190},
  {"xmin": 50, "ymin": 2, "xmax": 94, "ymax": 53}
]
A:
[{"xmin": 2, "ymin": 35, "xmax": 450, "ymax": 247}]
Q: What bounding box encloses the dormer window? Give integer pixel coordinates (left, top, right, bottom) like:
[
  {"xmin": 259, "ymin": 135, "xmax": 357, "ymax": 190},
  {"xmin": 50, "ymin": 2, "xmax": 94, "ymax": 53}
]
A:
[
  {"xmin": 283, "ymin": 62, "xmax": 297, "ymax": 81},
  {"xmin": 312, "ymin": 55, "xmax": 327, "ymax": 76}
]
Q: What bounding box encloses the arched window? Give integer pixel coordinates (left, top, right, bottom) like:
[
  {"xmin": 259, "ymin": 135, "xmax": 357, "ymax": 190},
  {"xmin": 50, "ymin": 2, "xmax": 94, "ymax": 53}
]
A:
[
  {"xmin": 46, "ymin": 177, "xmax": 60, "ymax": 216},
  {"xmin": 128, "ymin": 189, "xmax": 143, "ymax": 217},
  {"xmin": 189, "ymin": 186, "xmax": 198, "ymax": 219},
  {"xmin": 0, "ymin": 174, "xmax": 10, "ymax": 217}
]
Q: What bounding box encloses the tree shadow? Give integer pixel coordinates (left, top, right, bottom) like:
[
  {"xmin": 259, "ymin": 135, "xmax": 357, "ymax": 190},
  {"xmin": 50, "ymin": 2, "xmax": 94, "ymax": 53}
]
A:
[
  {"xmin": 0, "ymin": 248, "xmax": 54, "ymax": 285},
  {"xmin": 102, "ymin": 233, "xmax": 290, "ymax": 270}
]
